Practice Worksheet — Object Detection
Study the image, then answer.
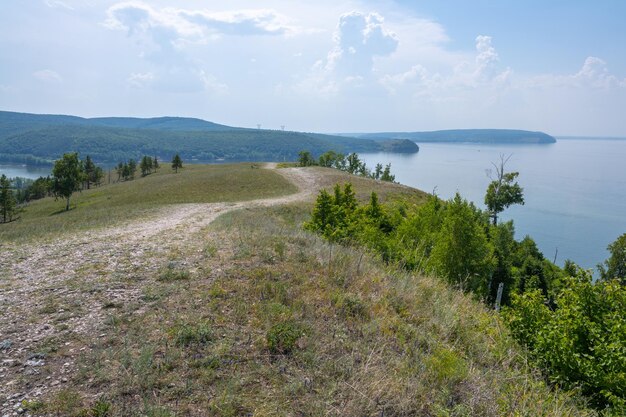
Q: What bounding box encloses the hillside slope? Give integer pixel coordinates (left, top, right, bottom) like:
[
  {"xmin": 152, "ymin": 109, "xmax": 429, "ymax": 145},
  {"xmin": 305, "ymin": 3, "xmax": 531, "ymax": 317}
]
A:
[
  {"xmin": 0, "ymin": 111, "xmax": 418, "ymax": 164},
  {"xmin": 0, "ymin": 165, "xmax": 592, "ymax": 416}
]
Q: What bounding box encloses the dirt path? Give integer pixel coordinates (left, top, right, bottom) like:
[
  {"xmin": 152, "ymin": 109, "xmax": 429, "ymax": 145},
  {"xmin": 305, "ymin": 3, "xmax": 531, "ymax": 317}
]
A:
[{"xmin": 0, "ymin": 165, "xmax": 320, "ymax": 413}]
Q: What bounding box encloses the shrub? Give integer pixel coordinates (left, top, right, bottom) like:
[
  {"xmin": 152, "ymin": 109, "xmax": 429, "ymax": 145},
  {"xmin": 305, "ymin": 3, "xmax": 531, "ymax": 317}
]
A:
[
  {"xmin": 171, "ymin": 322, "xmax": 213, "ymax": 347},
  {"xmin": 266, "ymin": 321, "xmax": 305, "ymax": 354}
]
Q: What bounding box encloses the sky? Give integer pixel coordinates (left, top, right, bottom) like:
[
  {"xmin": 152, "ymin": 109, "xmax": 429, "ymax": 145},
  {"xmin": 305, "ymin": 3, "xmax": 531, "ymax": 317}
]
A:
[{"xmin": 1, "ymin": 0, "xmax": 626, "ymax": 136}]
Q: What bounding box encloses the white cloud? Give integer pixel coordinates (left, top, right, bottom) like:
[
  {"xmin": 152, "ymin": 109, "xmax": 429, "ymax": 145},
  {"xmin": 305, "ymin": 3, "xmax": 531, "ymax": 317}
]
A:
[
  {"xmin": 33, "ymin": 69, "xmax": 62, "ymax": 83},
  {"xmin": 44, "ymin": 0, "xmax": 74, "ymax": 11},
  {"xmin": 380, "ymin": 35, "xmax": 510, "ymax": 98},
  {"xmin": 103, "ymin": 2, "xmax": 298, "ymax": 42},
  {"xmin": 326, "ymin": 11, "xmax": 398, "ymax": 76},
  {"xmin": 296, "ymin": 11, "xmax": 399, "ymax": 97},
  {"xmin": 529, "ymin": 56, "xmax": 626, "ymax": 89},
  {"xmin": 127, "ymin": 71, "xmax": 154, "ymax": 87}
]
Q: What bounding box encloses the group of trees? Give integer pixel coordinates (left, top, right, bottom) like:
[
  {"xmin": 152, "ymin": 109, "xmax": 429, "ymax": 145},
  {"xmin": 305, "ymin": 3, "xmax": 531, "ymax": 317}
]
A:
[
  {"xmin": 299, "ymin": 150, "xmax": 395, "ymax": 182},
  {"xmin": 0, "ymin": 153, "xmax": 186, "ymax": 217},
  {"xmin": 305, "ymin": 162, "xmax": 626, "ymax": 412}
]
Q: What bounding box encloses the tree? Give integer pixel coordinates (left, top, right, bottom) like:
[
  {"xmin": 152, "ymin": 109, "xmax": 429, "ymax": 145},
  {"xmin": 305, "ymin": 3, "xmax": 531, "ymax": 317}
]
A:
[
  {"xmin": 484, "ymin": 154, "xmax": 524, "ymax": 225},
  {"xmin": 429, "ymin": 193, "xmax": 495, "ymax": 295},
  {"xmin": 0, "ymin": 174, "xmax": 17, "ymax": 223},
  {"xmin": 140, "ymin": 155, "xmax": 153, "ymax": 176},
  {"xmin": 116, "ymin": 162, "xmax": 124, "ymax": 181},
  {"xmin": 153, "ymin": 155, "xmax": 160, "ymax": 170},
  {"xmin": 298, "ymin": 150, "xmax": 314, "ymax": 167},
  {"xmin": 171, "ymin": 153, "xmax": 183, "ymax": 173},
  {"xmin": 127, "ymin": 159, "xmax": 137, "ymax": 179},
  {"xmin": 52, "ymin": 152, "xmax": 83, "ymax": 211},
  {"xmin": 380, "ymin": 163, "xmax": 395, "ymax": 182},
  {"xmin": 599, "ymin": 233, "xmax": 626, "ymax": 284},
  {"xmin": 83, "ymin": 155, "xmax": 96, "ymax": 189}
]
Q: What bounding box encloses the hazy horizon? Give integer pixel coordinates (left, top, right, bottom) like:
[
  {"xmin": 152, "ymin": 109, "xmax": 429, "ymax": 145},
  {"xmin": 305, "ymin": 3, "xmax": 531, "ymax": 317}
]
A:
[{"xmin": 2, "ymin": 1, "xmax": 626, "ymax": 136}]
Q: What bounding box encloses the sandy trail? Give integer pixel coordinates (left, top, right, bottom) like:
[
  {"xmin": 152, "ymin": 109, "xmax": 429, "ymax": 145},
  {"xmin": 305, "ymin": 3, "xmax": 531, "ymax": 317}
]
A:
[{"xmin": 0, "ymin": 165, "xmax": 319, "ymax": 411}]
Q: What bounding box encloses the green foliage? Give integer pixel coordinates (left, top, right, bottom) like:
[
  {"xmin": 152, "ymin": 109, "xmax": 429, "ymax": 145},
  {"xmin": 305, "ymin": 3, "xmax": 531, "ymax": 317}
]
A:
[
  {"xmin": 504, "ymin": 270, "xmax": 626, "ymax": 411},
  {"xmin": 171, "ymin": 153, "xmax": 183, "ymax": 173},
  {"xmin": 0, "ymin": 174, "xmax": 18, "ymax": 223},
  {"xmin": 140, "ymin": 155, "xmax": 155, "ymax": 177},
  {"xmin": 170, "ymin": 322, "xmax": 213, "ymax": 347},
  {"xmin": 599, "ymin": 233, "xmax": 626, "ymax": 283},
  {"xmin": 484, "ymin": 155, "xmax": 524, "ymax": 225},
  {"xmin": 298, "ymin": 150, "xmax": 315, "ymax": 167},
  {"xmin": 52, "ymin": 152, "xmax": 84, "ymax": 211},
  {"xmin": 428, "ymin": 194, "xmax": 494, "ymax": 295},
  {"xmin": 266, "ymin": 320, "xmax": 305, "ymax": 354},
  {"xmin": 305, "ymin": 182, "xmax": 623, "ymax": 412}
]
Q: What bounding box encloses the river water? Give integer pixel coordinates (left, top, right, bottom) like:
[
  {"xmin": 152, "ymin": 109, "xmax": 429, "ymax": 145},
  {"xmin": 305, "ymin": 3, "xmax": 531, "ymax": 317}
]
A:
[{"xmin": 360, "ymin": 138, "xmax": 626, "ymax": 270}]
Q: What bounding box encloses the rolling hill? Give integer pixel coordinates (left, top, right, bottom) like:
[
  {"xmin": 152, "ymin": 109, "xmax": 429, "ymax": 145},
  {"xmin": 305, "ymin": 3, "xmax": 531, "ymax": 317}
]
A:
[{"xmin": 0, "ymin": 111, "xmax": 418, "ymax": 165}]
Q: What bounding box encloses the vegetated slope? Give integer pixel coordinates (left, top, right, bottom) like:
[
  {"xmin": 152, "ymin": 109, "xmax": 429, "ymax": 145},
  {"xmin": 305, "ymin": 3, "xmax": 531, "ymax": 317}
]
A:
[
  {"xmin": 0, "ymin": 164, "xmax": 593, "ymax": 416},
  {"xmin": 348, "ymin": 129, "xmax": 557, "ymax": 143},
  {"xmin": 0, "ymin": 111, "xmax": 418, "ymax": 165}
]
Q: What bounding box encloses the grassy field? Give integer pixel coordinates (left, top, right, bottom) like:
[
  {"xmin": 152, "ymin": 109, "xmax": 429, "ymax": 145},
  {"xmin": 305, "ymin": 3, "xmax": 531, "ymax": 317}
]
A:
[
  {"xmin": 47, "ymin": 202, "xmax": 594, "ymax": 416},
  {"xmin": 2, "ymin": 164, "xmax": 595, "ymax": 416},
  {"xmin": 0, "ymin": 164, "xmax": 297, "ymax": 242}
]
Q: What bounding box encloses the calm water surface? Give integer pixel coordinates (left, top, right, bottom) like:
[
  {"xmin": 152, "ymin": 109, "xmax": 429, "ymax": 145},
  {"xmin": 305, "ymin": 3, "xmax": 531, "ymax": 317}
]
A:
[
  {"xmin": 0, "ymin": 164, "xmax": 51, "ymax": 179},
  {"xmin": 361, "ymin": 138, "xmax": 626, "ymax": 270}
]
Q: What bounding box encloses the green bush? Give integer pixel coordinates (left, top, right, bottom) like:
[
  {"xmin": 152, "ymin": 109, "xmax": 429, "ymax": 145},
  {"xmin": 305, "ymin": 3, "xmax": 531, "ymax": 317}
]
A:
[
  {"xmin": 170, "ymin": 322, "xmax": 213, "ymax": 347},
  {"xmin": 504, "ymin": 270, "xmax": 626, "ymax": 412},
  {"xmin": 266, "ymin": 321, "xmax": 305, "ymax": 354}
]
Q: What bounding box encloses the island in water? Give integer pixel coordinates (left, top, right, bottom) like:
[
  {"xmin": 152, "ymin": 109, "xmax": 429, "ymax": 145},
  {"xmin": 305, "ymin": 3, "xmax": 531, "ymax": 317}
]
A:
[{"xmin": 342, "ymin": 129, "xmax": 557, "ymax": 144}]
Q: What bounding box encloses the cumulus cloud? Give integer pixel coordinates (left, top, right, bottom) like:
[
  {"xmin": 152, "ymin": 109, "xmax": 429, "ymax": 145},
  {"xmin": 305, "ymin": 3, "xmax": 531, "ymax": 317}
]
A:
[
  {"xmin": 297, "ymin": 11, "xmax": 398, "ymax": 96},
  {"xmin": 33, "ymin": 69, "xmax": 62, "ymax": 83},
  {"xmin": 473, "ymin": 35, "xmax": 499, "ymax": 81},
  {"xmin": 530, "ymin": 56, "xmax": 626, "ymax": 89},
  {"xmin": 381, "ymin": 34, "xmax": 510, "ymax": 98},
  {"xmin": 326, "ymin": 11, "xmax": 398, "ymax": 77}
]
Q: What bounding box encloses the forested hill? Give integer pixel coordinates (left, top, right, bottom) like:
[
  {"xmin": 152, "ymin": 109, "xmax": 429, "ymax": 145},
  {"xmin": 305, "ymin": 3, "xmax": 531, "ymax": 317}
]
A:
[
  {"xmin": 346, "ymin": 129, "xmax": 557, "ymax": 144},
  {"xmin": 0, "ymin": 111, "xmax": 418, "ymax": 165}
]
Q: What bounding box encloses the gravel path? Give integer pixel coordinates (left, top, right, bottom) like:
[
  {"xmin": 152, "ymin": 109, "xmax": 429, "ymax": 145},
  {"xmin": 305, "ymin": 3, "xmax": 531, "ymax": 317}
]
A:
[{"xmin": 0, "ymin": 165, "xmax": 319, "ymax": 414}]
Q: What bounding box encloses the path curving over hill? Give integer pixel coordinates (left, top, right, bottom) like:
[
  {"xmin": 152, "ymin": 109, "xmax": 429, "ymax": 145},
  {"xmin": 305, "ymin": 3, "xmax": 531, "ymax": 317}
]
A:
[{"xmin": 0, "ymin": 165, "xmax": 320, "ymax": 411}]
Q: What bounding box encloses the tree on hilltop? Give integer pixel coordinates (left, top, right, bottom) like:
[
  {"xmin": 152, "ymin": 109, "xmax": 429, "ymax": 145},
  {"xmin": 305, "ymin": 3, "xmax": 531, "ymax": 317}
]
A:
[
  {"xmin": 52, "ymin": 152, "xmax": 84, "ymax": 211},
  {"xmin": 172, "ymin": 153, "xmax": 183, "ymax": 173}
]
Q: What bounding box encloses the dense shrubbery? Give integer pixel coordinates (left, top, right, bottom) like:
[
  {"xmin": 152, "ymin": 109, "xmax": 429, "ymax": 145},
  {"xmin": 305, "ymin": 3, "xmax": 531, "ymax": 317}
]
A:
[{"xmin": 306, "ymin": 183, "xmax": 626, "ymax": 413}]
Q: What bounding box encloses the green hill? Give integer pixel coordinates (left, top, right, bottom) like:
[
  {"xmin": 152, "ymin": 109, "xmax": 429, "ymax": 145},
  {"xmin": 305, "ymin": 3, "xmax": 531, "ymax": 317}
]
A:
[
  {"xmin": 346, "ymin": 129, "xmax": 557, "ymax": 144},
  {"xmin": 0, "ymin": 111, "xmax": 418, "ymax": 165}
]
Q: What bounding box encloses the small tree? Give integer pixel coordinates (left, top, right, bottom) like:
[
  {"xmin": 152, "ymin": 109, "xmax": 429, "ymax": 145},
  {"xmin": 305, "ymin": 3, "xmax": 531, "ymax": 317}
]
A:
[
  {"xmin": 140, "ymin": 156, "xmax": 153, "ymax": 177},
  {"xmin": 83, "ymin": 155, "xmax": 95, "ymax": 189},
  {"xmin": 172, "ymin": 153, "xmax": 183, "ymax": 173},
  {"xmin": 599, "ymin": 233, "xmax": 626, "ymax": 284},
  {"xmin": 298, "ymin": 150, "xmax": 314, "ymax": 167},
  {"xmin": 153, "ymin": 155, "xmax": 160, "ymax": 170},
  {"xmin": 485, "ymin": 154, "xmax": 524, "ymax": 225},
  {"xmin": 127, "ymin": 159, "xmax": 137, "ymax": 179},
  {"xmin": 52, "ymin": 152, "xmax": 84, "ymax": 211},
  {"xmin": 380, "ymin": 163, "xmax": 395, "ymax": 182},
  {"xmin": 0, "ymin": 174, "xmax": 17, "ymax": 223}
]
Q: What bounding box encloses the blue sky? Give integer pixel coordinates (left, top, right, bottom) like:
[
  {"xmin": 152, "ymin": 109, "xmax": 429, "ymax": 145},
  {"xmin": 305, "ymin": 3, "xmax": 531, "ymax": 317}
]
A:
[{"xmin": 1, "ymin": 1, "xmax": 625, "ymax": 136}]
